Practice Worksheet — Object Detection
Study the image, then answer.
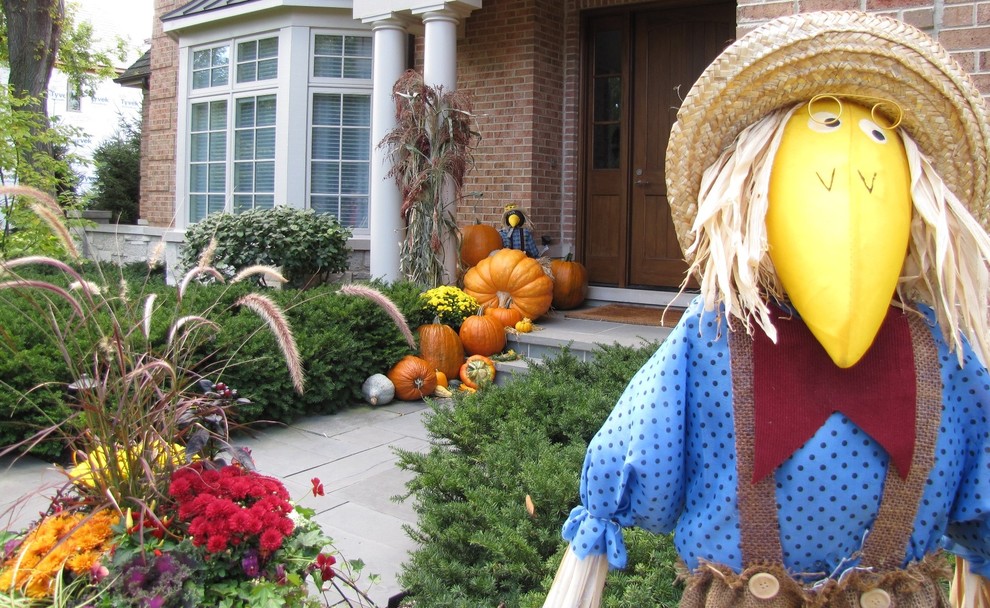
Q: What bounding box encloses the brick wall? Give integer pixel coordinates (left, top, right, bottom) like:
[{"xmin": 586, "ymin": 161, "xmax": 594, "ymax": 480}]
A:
[
  {"xmin": 455, "ymin": 0, "xmax": 566, "ymax": 249},
  {"xmin": 142, "ymin": 0, "xmax": 180, "ymax": 228}
]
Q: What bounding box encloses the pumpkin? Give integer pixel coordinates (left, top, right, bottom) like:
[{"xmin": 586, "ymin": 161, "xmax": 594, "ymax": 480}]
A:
[
  {"xmin": 361, "ymin": 373, "xmax": 395, "ymax": 406},
  {"xmin": 459, "ymin": 312, "xmax": 506, "ymax": 356},
  {"xmin": 418, "ymin": 323, "xmax": 465, "ymax": 379},
  {"xmin": 485, "ymin": 305, "xmax": 523, "ymax": 329},
  {"xmin": 515, "ymin": 317, "xmax": 533, "ymax": 333},
  {"xmin": 459, "ymin": 354, "xmax": 496, "ymax": 389},
  {"xmin": 387, "ymin": 355, "xmax": 438, "ymax": 401},
  {"xmin": 550, "ymin": 253, "xmax": 589, "ymax": 310},
  {"xmin": 463, "ymin": 248, "xmax": 554, "ymax": 320},
  {"xmin": 460, "ymin": 223, "xmax": 503, "ymax": 267}
]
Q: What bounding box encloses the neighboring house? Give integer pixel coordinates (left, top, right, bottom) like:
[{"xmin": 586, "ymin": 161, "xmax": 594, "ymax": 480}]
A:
[{"xmin": 122, "ymin": 0, "xmax": 990, "ymax": 298}]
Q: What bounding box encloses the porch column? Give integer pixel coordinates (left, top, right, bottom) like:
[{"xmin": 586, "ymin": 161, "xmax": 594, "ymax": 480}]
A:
[
  {"xmin": 368, "ymin": 19, "xmax": 409, "ymax": 282},
  {"xmin": 419, "ymin": 9, "xmax": 461, "ymax": 284}
]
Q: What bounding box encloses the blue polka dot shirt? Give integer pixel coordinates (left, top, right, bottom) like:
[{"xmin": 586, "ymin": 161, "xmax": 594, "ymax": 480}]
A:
[{"xmin": 562, "ymin": 297, "xmax": 990, "ymax": 580}]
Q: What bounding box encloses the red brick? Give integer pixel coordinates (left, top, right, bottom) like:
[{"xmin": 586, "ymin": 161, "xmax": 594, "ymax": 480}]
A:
[
  {"xmin": 799, "ymin": 0, "xmax": 862, "ymax": 10},
  {"xmin": 866, "ymin": 0, "xmax": 931, "ymax": 7},
  {"xmin": 946, "ymin": 5, "xmax": 976, "ymax": 26},
  {"xmin": 939, "ymin": 26, "xmax": 990, "ymax": 50}
]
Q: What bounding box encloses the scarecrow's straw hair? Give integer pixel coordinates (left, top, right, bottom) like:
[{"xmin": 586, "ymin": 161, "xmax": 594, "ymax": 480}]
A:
[
  {"xmin": 686, "ymin": 101, "xmax": 990, "ymax": 367},
  {"xmin": 236, "ymin": 293, "xmax": 305, "ymax": 394},
  {"xmin": 340, "ymin": 284, "xmax": 417, "ymax": 349}
]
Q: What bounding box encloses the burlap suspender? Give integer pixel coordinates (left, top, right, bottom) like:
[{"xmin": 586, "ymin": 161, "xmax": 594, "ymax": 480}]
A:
[{"xmin": 727, "ymin": 313, "xmax": 942, "ymax": 570}]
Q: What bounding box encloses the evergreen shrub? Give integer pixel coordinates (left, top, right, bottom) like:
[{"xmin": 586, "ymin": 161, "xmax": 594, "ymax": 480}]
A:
[{"xmin": 396, "ymin": 344, "xmax": 683, "ymax": 607}]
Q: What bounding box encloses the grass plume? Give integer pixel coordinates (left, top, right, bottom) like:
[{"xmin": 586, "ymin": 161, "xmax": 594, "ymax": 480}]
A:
[
  {"xmin": 236, "ymin": 293, "xmax": 305, "ymax": 394},
  {"xmin": 340, "ymin": 284, "xmax": 416, "ymax": 349}
]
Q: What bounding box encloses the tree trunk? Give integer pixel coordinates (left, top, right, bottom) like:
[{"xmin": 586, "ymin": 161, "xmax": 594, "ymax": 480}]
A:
[{"xmin": 3, "ymin": 0, "xmax": 64, "ymax": 174}]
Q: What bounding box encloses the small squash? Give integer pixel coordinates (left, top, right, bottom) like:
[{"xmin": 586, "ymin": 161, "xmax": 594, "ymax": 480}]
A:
[
  {"xmin": 459, "ymin": 354, "xmax": 496, "ymax": 389},
  {"xmin": 418, "ymin": 323, "xmax": 465, "ymax": 379},
  {"xmin": 387, "ymin": 355, "xmax": 439, "ymax": 401},
  {"xmin": 550, "ymin": 253, "xmax": 589, "ymax": 310},
  {"xmin": 515, "ymin": 317, "xmax": 533, "ymax": 333},
  {"xmin": 461, "ymin": 222, "xmax": 503, "ymax": 267},
  {"xmin": 361, "ymin": 373, "xmax": 395, "ymax": 406},
  {"xmin": 436, "ymin": 370, "xmax": 449, "ymax": 388},
  {"xmin": 463, "ymin": 248, "xmax": 554, "ymax": 320},
  {"xmin": 459, "ymin": 312, "xmax": 506, "ymax": 356}
]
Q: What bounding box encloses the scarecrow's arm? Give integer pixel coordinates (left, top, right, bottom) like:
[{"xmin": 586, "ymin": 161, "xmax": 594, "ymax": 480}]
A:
[{"xmin": 951, "ymin": 556, "xmax": 990, "ymax": 608}]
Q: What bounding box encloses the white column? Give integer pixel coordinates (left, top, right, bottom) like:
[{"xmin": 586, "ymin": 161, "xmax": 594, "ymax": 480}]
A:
[
  {"xmin": 368, "ymin": 19, "xmax": 408, "ymax": 282},
  {"xmin": 421, "ymin": 9, "xmax": 461, "ymax": 284}
]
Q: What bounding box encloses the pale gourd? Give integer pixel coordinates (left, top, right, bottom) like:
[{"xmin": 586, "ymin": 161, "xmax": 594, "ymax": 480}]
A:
[{"xmin": 361, "ymin": 373, "xmax": 395, "ymax": 406}]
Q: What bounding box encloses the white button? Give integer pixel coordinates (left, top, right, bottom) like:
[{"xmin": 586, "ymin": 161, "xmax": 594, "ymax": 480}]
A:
[
  {"xmin": 748, "ymin": 572, "xmax": 780, "ymax": 600},
  {"xmin": 860, "ymin": 588, "xmax": 892, "ymax": 608}
]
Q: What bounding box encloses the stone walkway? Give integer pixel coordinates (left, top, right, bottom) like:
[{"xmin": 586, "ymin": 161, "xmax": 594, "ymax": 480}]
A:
[{"xmin": 0, "ymin": 400, "xmax": 430, "ymax": 607}]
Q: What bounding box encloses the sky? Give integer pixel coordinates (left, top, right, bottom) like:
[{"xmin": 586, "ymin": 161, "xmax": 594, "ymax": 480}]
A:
[{"xmin": 73, "ymin": 0, "xmax": 155, "ymax": 67}]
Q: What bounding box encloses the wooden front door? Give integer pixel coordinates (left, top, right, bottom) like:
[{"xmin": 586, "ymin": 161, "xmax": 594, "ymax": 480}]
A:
[{"xmin": 580, "ymin": 3, "xmax": 735, "ymax": 288}]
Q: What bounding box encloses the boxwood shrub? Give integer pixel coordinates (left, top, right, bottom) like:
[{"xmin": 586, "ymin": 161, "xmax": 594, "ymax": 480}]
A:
[
  {"xmin": 0, "ymin": 263, "xmax": 428, "ymax": 458},
  {"xmin": 396, "ymin": 344, "xmax": 683, "ymax": 607}
]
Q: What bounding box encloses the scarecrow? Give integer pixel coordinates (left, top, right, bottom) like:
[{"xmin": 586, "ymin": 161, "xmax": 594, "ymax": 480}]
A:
[
  {"xmin": 500, "ymin": 204, "xmax": 542, "ymax": 258},
  {"xmin": 544, "ymin": 11, "xmax": 990, "ymax": 608}
]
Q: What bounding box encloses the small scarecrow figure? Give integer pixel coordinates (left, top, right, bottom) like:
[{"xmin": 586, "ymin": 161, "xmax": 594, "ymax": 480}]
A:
[
  {"xmin": 500, "ymin": 204, "xmax": 541, "ymax": 258},
  {"xmin": 544, "ymin": 11, "xmax": 990, "ymax": 608}
]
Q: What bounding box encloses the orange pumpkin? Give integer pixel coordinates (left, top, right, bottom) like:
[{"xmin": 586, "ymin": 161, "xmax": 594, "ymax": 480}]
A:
[
  {"xmin": 463, "ymin": 249, "xmax": 554, "ymax": 320},
  {"xmin": 387, "ymin": 355, "xmax": 439, "ymax": 401},
  {"xmin": 418, "ymin": 323, "xmax": 465, "ymax": 379},
  {"xmin": 550, "ymin": 253, "xmax": 589, "ymax": 310},
  {"xmin": 484, "ymin": 305, "xmax": 523, "ymax": 329},
  {"xmin": 459, "ymin": 312, "xmax": 506, "ymax": 356},
  {"xmin": 460, "ymin": 223, "xmax": 503, "ymax": 267}
]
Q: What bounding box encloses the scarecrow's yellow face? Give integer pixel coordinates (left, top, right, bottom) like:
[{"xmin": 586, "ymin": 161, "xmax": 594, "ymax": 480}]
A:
[{"xmin": 767, "ymin": 100, "xmax": 912, "ymax": 368}]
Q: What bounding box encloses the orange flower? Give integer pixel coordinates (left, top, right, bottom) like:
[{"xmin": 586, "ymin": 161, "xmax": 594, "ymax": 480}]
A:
[{"xmin": 0, "ymin": 510, "xmax": 118, "ymax": 598}]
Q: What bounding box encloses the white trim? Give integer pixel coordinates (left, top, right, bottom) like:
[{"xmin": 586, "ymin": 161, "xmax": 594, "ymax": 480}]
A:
[{"xmin": 164, "ymin": 0, "xmax": 354, "ymax": 34}]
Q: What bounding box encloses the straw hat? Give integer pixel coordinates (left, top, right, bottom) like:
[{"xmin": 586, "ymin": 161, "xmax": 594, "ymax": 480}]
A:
[{"xmin": 665, "ymin": 10, "xmax": 990, "ymax": 258}]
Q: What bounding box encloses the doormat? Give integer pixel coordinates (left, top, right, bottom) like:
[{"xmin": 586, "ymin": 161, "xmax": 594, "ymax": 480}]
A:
[{"xmin": 565, "ymin": 304, "xmax": 685, "ymax": 327}]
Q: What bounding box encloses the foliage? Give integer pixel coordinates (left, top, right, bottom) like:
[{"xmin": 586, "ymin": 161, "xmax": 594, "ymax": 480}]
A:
[
  {"xmin": 419, "ymin": 284, "xmax": 478, "ymax": 328},
  {"xmin": 180, "ymin": 206, "xmax": 352, "ymax": 289},
  {"xmin": 87, "ymin": 117, "xmax": 141, "ymax": 224},
  {"xmin": 396, "ymin": 343, "xmax": 685, "ymax": 606},
  {"xmin": 381, "ymin": 70, "xmax": 480, "ymax": 287}
]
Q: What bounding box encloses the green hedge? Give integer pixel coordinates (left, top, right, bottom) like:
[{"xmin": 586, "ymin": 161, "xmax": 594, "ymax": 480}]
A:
[
  {"xmin": 0, "ymin": 264, "xmax": 429, "ymax": 458},
  {"xmin": 396, "ymin": 345, "xmax": 683, "ymax": 607}
]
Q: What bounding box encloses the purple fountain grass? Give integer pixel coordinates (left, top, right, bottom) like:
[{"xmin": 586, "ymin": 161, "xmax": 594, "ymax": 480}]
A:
[
  {"xmin": 235, "ymin": 293, "xmax": 305, "ymax": 394},
  {"xmin": 340, "ymin": 284, "xmax": 417, "ymax": 349}
]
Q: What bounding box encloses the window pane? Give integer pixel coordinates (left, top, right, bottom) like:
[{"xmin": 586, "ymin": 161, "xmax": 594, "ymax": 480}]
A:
[
  {"xmin": 342, "ymin": 95, "xmax": 370, "ymax": 126},
  {"xmin": 209, "ymin": 133, "xmax": 226, "ymax": 161},
  {"xmin": 312, "ymin": 128, "xmax": 340, "ymax": 160},
  {"xmin": 236, "ymin": 98, "xmax": 256, "ymax": 128},
  {"xmin": 310, "ymin": 195, "xmax": 338, "ymax": 216},
  {"xmin": 190, "ymin": 194, "xmax": 207, "ymax": 222},
  {"xmin": 209, "ymin": 101, "xmax": 227, "ymax": 130},
  {"xmin": 314, "ymin": 35, "xmax": 342, "ymax": 56},
  {"xmin": 595, "ymin": 30, "xmax": 621, "ymax": 74},
  {"xmin": 193, "ymin": 50, "xmax": 210, "ymax": 70},
  {"xmin": 234, "ymin": 130, "xmax": 253, "ymax": 160},
  {"xmin": 234, "ymin": 195, "xmax": 253, "ymax": 213},
  {"xmin": 192, "ymin": 71, "xmax": 210, "ymax": 89},
  {"xmin": 190, "ymin": 133, "xmax": 208, "ymax": 162},
  {"xmin": 255, "ymin": 194, "xmax": 274, "ymax": 209},
  {"xmin": 191, "ymin": 104, "xmax": 209, "ymax": 131},
  {"xmin": 189, "ymin": 165, "xmax": 207, "ymax": 192},
  {"xmin": 256, "ymin": 96, "xmax": 276, "ymax": 126},
  {"xmin": 234, "ymin": 163, "xmax": 253, "ymax": 192},
  {"xmin": 211, "ymin": 66, "xmax": 229, "ymax": 87},
  {"xmin": 259, "ymin": 37, "xmax": 278, "ymax": 58},
  {"xmin": 237, "ymin": 63, "xmax": 257, "ymax": 83},
  {"xmin": 342, "ymin": 58, "xmax": 372, "ymax": 79},
  {"xmin": 257, "ymin": 58, "xmax": 278, "ymax": 80},
  {"xmin": 344, "ymin": 36, "xmax": 372, "ymax": 58},
  {"xmin": 208, "ymin": 195, "xmax": 225, "ymax": 215},
  {"xmin": 255, "ymin": 162, "xmax": 274, "ymax": 191},
  {"xmin": 311, "ymin": 163, "xmax": 339, "ymax": 193},
  {"xmin": 593, "ymin": 123, "xmax": 620, "ymax": 169},
  {"xmin": 313, "ymin": 57, "xmax": 341, "ymax": 79},
  {"xmin": 255, "ymin": 127, "xmax": 275, "ymax": 158},
  {"xmin": 594, "ymin": 76, "xmax": 621, "ymax": 122},
  {"xmin": 238, "ymin": 40, "xmax": 258, "ymax": 62},
  {"xmin": 212, "ymin": 47, "xmax": 229, "ymax": 66},
  {"xmin": 209, "ymin": 164, "xmax": 226, "ymax": 192},
  {"xmin": 341, "ymin": 196, "xmax": 368, "ymax": 228},
  {"xmin": 341, "ymin": 163, "xmax": 368, "ymax": 194},
  {"xmin": 341, "ymin": 128, "xmax": 369, "ymax": 161},
  {"xmin": 312, "ymin": 94, "xmax": 341, "ymax": 126}
]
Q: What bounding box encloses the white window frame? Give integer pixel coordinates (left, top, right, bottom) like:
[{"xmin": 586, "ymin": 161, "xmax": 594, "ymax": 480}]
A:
[{"xmin": 307, "ymin": 29, "xmax": 373, "ymax": 235}]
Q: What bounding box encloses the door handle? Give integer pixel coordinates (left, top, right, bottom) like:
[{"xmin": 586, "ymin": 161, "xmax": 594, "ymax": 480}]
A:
[{"xmin": 634, "ymin": 179, "xmax": 650, "ymax": 186}]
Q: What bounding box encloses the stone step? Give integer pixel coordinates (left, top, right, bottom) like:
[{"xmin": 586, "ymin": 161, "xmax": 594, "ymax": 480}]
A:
[{"xmin": 491, "ymin": 306, "xmax": 675, "ymax": 385}]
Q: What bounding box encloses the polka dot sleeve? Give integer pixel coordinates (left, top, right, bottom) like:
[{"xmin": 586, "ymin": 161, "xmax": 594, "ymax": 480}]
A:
[
  {"xmin": 940, "ymin": 336, "xmax": 990, "ymax": 577},
  {"xmin": 561, "ymin": 298, "xmax": 701, "ymax": 569}
]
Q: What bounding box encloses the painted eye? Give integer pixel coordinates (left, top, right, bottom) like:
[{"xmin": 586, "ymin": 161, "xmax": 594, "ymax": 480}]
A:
[
  {"xmin": 808, "ymin": 111, "xmax": 841, "ymax": 133},
  {"xmin": 858, "ymin": 118, "xmax": 888, "ymax": 143}
]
